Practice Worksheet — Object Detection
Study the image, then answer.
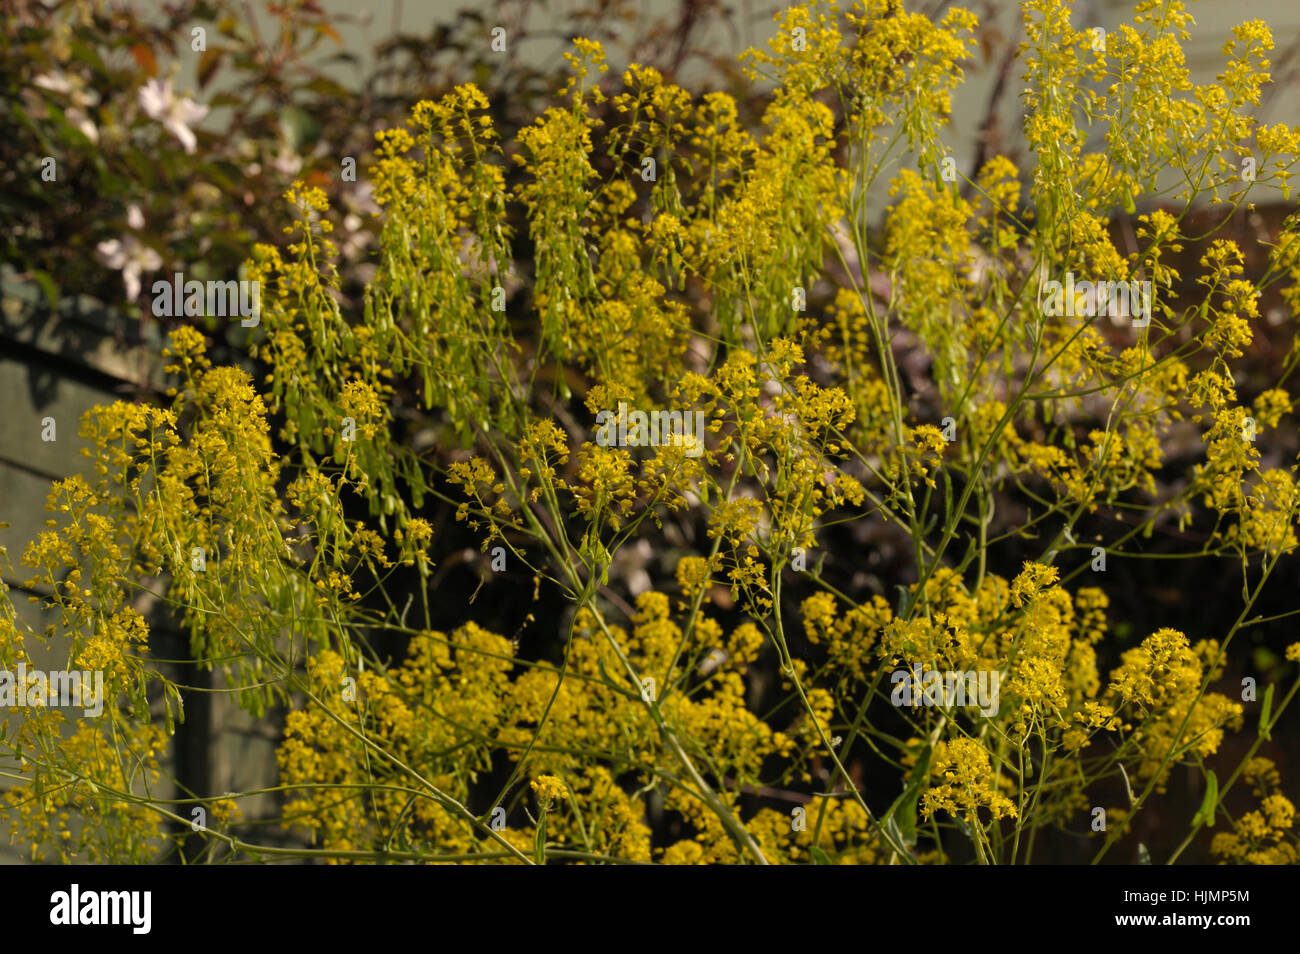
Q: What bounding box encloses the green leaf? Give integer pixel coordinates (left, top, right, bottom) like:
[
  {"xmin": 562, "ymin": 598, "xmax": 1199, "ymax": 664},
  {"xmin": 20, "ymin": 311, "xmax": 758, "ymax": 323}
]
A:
[
  {"xmin": 1259, "ymin": 683, "xmax": 1274, "ymax": 741},
  {"xmin": 534, "ymin": 812, "xmax": 547, "ymax": 865},
  {"xmin": 955, "ymin": 533, "xmax": 978, "ymax": 574},
  {"xmin": 895, "ymin": 584, "xmax": 913, "ymax": 617},
  {"xmin": 881, "ymin": 741, "xmax": 931, "ymax": 850},
  {"xmin": 31, "ymin": 270, "xmax": 59, "ymax": 313},
  {"xmin": 1195, "ymin": 770, "xmax": 1218, "ymax": 828},
  {"xmin": 1254, "ymin": 646, "xmax": 1281, "ymax": 671},
  {"xmin": 884, "ymin": 814, "xmax": 910, "ymax": 857},
  {"xmin": 279, "ymin": 106, "xmax": 321, "ymax": 152},
  {"xmin": 952, "ymin": 814, "xmax": 974, "ymax": 846},
  {"xmin": 809, "ymin": 845, "xmax": 832, "ymax": 865},
  {"xmin": 10, "ymin": 103, "xmax": 42, "ymax": 140}
]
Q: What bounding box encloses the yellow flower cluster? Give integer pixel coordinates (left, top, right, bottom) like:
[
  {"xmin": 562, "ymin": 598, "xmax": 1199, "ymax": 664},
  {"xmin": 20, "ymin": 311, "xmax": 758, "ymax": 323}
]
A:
[
  {"xmin": 921, "ymin": 738, "xmax": 1018, "ymax": 824},
  {"xmin": 530, "ymin": 775, "xmax": 569, "ymax": 807},
  {"xmin": 1211, "ymin": 759, "xmax": 1297, "ymax": 865}
]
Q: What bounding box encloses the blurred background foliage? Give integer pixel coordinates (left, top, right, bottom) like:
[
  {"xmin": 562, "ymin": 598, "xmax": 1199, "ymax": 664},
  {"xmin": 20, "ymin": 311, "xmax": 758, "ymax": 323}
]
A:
[{"xmin": 0, "ymin": 0, "xmax": 771, "ymax": 358}]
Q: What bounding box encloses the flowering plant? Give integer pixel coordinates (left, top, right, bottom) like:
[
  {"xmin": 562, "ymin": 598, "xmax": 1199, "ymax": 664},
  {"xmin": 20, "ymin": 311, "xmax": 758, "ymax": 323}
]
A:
[{"xmin": 4, "ymin": 0, "xmax": 1300, "ymax": 865}]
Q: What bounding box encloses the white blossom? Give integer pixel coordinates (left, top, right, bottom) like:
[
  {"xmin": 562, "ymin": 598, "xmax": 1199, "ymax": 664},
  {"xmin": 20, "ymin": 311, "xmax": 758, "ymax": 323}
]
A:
[
  {"xmin": 138, "ymin": 77, "xmax": 208, "ymax": 154},
  {"xmin": 96, "ymin": 205, "xmax": 160, "ymax": 300}
]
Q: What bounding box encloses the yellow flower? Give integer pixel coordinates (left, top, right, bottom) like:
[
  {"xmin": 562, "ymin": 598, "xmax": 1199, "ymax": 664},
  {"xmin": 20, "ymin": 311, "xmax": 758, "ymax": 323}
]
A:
[
  {"xmin": 921, "ymin": 738, "xmax": 1018, "ymax": 824},
  {"xmin": 1010, "ymin": 561, "xmax": 1059, "ymax": 608},
  {"xmin": 530, "ymin": 775, "xmax": 569, "ymax": 808}
]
